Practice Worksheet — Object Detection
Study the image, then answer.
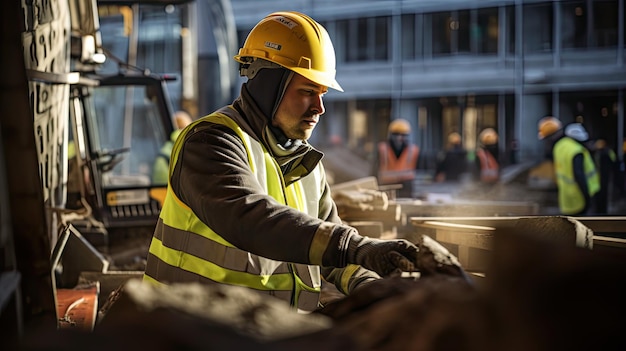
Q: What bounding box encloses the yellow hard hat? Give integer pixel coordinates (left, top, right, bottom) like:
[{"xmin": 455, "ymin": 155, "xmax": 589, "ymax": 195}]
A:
[
  {"xmin": 595, "ymin": 139, "xmax": 607, "ymax": 150},
  {"xmin": 388, "ymin": 119, "xmax": 411, "ymax": 134},
  {"xmin": 234, "ymin": 11, "xmax": 343, "ymax": 92},
  {"xmin": 479, "ymin": 128, "xmax": 498, "ymax": 145},
  {"xmin": 174, "ymin": 111, "xmax": 192, "ymax": 130},
  {"xmin": 537, "ymin": 116, "xmax": 563, "ymax": 140},
  {"xmin": 448, "ymin": 132, "xmax": 461, "ymax": 145}
]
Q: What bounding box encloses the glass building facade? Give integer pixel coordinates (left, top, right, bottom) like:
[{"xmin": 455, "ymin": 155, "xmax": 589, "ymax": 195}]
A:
[{"xmin": 231, "ymin": 0, "xmax": 626, "ymax": 171}]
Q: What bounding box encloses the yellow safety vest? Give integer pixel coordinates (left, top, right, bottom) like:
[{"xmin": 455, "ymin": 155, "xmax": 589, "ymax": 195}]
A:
[
  {"xmin": 553, "ymin": 137, "xmax": 600, "ymax": 214},
  {"xmin": 143, "ymin": 111, "xmax": 323, "ymax": 312}
]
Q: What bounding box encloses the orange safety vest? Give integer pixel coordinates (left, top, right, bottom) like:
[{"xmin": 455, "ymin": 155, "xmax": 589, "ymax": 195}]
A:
[
  {"xmin": 377, "ymin": 142, "xmax": 419, "ymax": 184},
  {"xmin": 476, "ymin": 148, "xmax": 499, "ymax": 183}
]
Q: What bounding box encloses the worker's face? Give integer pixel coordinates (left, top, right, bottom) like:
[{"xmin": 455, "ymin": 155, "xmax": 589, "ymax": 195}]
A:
[{"xmin": 273, "ymin": 74, "xmax": 327, "ymax": 141}]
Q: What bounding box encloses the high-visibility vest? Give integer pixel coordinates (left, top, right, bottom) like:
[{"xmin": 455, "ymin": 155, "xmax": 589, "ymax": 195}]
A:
[
  {"xmin": 476, "ymin": 148, "xmax": 499, "ymax": 183},
  {"xmin": 553, "ymin": 137, "xmax": 600, "ymax": 215},
  {"xmin": 151, "ymin": 129, "xmax": 181, "ymax": 184},
  {"xmin": 377, "ymin": 142, "xmax": 419, "ymax": 184},
  {"xmin": 143, "ymin": 110, "xmax": 323, "ymax": 312}
]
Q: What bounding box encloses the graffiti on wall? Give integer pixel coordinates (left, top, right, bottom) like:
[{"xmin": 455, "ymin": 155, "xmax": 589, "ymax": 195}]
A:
[{"xmin": 21, "ymin": 0, "xmax": 70, "ymax": 206}]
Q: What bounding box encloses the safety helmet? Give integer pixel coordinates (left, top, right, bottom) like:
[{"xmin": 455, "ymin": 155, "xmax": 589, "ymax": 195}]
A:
[
  {"xmin": 479, "ymin": 128, "xmax": 498, "ymax": 145},
  {"xmin": 537, "ymin": 116, "xmax": 563, "ymax": 140},
  {"xmin": 234, "ymin": 11, "xmax": 343, "ymax": 92},
  {"xmin": 174, "ymin": 111, "xmax": 192, "ymax": 130},
  {"xmin": 448, "ymin": 132, "xmax": 461, "ymax": 145},
  {"xmin": 564, "ymin": 123, "xmax": 589, "ymax": 142},
  {"xmin": 388, "ymin": 119, "xmax": 411, "ymax": 134}
]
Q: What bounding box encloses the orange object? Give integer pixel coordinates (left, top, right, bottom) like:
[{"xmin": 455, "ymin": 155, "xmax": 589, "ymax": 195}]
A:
[{"xmin": 56, "ymin": 284, "xmax": 99, "ymax": 331}]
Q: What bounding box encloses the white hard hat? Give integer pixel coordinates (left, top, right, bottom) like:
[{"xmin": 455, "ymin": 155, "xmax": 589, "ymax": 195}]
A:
[{"xmin": 564, "ymin": 123, "xmax": 589, "ymax": 142}]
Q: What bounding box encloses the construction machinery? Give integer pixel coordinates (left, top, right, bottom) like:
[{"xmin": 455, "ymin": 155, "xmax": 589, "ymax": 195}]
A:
[{"xmin": 63, "ymin": 70, "xmax": 176, "ymax": 250}]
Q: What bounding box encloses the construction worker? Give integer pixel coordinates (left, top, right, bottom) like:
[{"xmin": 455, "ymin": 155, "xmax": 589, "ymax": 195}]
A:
[
  {"xmin": 143, "ymin": 11, "xmax": 467, "ymax": 312},
  {"xmin": 435, "ymin": 132, "xmax": 467, "ymax": 182},
  {"xmin": 151, "ymin": 111, "xmax": 193, "ymax": 184},
  {"xmin": 474, "ymin": 128, "xmax": 500, "ymax": 184},
  {"xmin": 593, "ymin": 139, "xmax": 617, "ymax": 214},
  {"xmin": 375, "ymin": 118, "xmax": 420, "ymax": 197},
  {"xmin": 538, "ymin": 117, "xmax": 599, "ymax": 215}
]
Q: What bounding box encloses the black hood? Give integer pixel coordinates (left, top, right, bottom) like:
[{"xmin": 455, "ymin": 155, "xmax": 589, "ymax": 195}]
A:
[{"xmin": 243, "ymin": 67, "xmax": 292, "ymax": 121}]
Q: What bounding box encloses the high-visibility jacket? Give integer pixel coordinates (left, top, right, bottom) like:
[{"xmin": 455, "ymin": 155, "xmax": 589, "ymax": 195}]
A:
[
  {"xmin": 144, "ymin": 111, "xmax": 323, "ymax": 312},
  {"xmin": 377, "ymin": 142, "xmax": 419, "ymax": 184},
  {"xmin": 553, "ymin": 137, "xmax": 600, "ymax": 215},
  {"xmin": 152, "ymin": 129, "xmax": 182, "ymax": 184},
  {"xmin": 476, "ymin": 147, "xmax": 499, "ymax": 183}
]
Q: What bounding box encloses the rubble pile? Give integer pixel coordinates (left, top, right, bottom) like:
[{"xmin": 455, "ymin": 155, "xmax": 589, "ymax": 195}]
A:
[{"xmin": 19, "ymin": 226, "xmax": 626, "ymax": 351}]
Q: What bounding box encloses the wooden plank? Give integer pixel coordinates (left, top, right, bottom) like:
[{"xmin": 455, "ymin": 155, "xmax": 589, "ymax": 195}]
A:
[
  {"xmin": 340, "ymin": 203, "xmax": 402, "ymax": 223},
  {"xmin": 432, "ymin": 228, "xmax": 494, "ymax": 251},
  {"xmin": 593, "ymin": 236, "xmax": 626, "ymax": 249},
  {"xmin": 401, "ymin": 201, "xmax": 539, "ymax": 217},
  {"xmin": 331, "ymin": 176, "xmax": 380, "ymax": 192},
  {"xmin": 348, "ymin": 221, "xmax": 384, "ymax": 238},
  {"xmin": 575, "ymin": 217, "xmax": 626, "ymax": 235}
]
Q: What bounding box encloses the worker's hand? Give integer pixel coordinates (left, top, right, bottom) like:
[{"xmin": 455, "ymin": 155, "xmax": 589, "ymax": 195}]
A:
[
  {"xmin": 347, "ymin": 234, "xmax": 472, "ymax": 283},
  {"xmin": 347, "ymin": 236, "xmax": 419, "ymax": 277}
]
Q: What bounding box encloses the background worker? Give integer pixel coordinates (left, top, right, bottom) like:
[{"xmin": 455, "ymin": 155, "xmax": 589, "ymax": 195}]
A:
[
  {"xmin": 143, "ymin": 11, "xmax": 467, "ymax": 312},
  {"xmin": 593, "ymin": 138, "xmax": 618, "ymax": 214},
  {"xmin": 152, "ymin": 110, "xmax": 193, "ymax": 184},
  {"xmin": 374, "ymin": 118, "xmax": 420, "ymax": 198},
  {"xmin": 435, "ymin": 132, "xmax": 467, "ymax": 182},
  {"xmin": 474, "ymin": 128, "xmax": 500, "ymax": 184},
  {"xmin": 538, "ymin": 117, "xmax": 599, "ymax": 216}
]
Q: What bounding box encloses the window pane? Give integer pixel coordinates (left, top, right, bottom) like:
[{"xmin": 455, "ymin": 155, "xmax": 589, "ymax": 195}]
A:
[
  {"xmin": 477, "ymin": 7, "xmax": 499, "ymax": 54},
  {"xmin": 432, "ymin": 12, "xmax": 451, "ymax": 55},
  {"xmin": 401, "ymin": 14, "xmax": 415, "ymax": 60},
  {"xmin": 373, "ymin": 16, "xmax": 389, "ymax": 60},
  {"xmin": 458, "ymin": 10, "xmax": 470, "ymax": 53},
  {"xmin": 336, "ymin": 19, "xmax": 349, "ymax": 62},
  {"xmin": 561, "ymin": 1, "xmax": 587, "ymax": 49},
  {"xmin": 357, "ymin": 18, "xmax": 368, "ymax": 61},
  {"xmin": 507, "ymin": 5, "xmax": 516, "ymax": 55},
  {"xmin": 593, "ymin": 0, "xmax": 618, "ymax": 47},
  {"xmin": 523, "ymin": 3, "xmax": 553, "ymax": 53}
]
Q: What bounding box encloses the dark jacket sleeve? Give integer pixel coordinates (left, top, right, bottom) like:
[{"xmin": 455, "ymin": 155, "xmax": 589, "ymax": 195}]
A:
[
  {"xmin": 316, "ymin": 171, "xmax": 381, "ymax": 293},
  {"xmin": 572, "ymin": 153, "xmax": 590, "ymax": 204}
]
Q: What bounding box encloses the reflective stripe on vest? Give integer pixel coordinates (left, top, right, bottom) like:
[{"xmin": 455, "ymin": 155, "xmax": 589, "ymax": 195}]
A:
[
  {"xmin": 476, "ymin": 148, "xmax": 499, "ymax": 183},
  {"xmin": 143, "ymin": 110, "xmax": 323, "ymax": 312},
  {"xmin": 553, "ymin": 137, "xmax": 600, "ymax": 214},
  {"xmin": 377, "ymin": 142, "xmax": 419, "ymax": 184}
]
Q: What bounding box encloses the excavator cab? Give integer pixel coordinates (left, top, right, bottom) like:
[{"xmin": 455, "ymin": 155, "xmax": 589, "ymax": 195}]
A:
[{"xmin": 67, "ymin": 72, "xmax": 176, "ymax": 247}]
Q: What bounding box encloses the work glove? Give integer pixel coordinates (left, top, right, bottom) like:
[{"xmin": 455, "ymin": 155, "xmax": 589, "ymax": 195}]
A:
[
  {"xmin": 347, "ymin": 234, "xmax": 472, "ymax": 282},
  {"xmin": 347, "ymin": 236, "xmax": 419, "ymax": 277}
]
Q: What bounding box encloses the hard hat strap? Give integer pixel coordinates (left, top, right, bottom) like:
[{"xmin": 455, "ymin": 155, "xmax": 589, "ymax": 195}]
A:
[{"xmin": 240, "ymin": 58, "xmax": 283, "ymax": 79}]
